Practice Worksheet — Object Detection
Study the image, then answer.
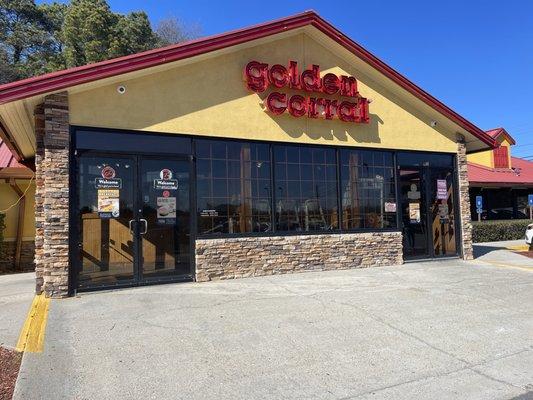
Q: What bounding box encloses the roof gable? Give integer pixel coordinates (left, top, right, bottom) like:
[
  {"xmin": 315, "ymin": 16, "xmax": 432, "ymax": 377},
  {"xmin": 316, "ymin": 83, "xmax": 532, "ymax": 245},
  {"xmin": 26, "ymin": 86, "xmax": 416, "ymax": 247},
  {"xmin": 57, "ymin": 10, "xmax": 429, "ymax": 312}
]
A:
[
  {"xmin": 485, "ymin": 127, "xmax": 516, "ymax": 145},
  {"xmin": 0, "ymin": 10, "xmax": 497, "ymax": 157}
]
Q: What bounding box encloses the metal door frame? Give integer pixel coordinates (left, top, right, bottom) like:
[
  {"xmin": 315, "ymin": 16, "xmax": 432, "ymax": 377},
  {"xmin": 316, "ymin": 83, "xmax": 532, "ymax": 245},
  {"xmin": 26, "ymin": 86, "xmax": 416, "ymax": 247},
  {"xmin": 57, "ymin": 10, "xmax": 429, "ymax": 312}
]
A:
[
  {"xmin": 398, "ymin": 165, "xmax": 460, "ymax": 260},
  {"xmin": 71, "ymin": 151, "xmax": 193, "ymax": 293},
  {"xmin": 136, "ymin": 154, "xmax": 194, "ymax": 285}
]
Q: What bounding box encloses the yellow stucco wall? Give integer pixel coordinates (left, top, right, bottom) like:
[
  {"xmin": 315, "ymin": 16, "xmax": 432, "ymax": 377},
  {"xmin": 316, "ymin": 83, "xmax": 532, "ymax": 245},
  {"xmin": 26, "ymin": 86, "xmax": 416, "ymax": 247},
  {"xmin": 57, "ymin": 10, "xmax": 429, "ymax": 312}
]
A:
[
  {"xmin": 70, "ymin": 33, "xmax": 458, "ymax": 153},
  {"xmin": 467, "ymin": 148, "xmax": 494, "ymax": 168},
  {"xmin": 467, "ymin": 137, "xmax": 512, "ymax": 168},
  {"xmin": 0, "ymin": 180, "xmax": 35, "ymax": 240}
]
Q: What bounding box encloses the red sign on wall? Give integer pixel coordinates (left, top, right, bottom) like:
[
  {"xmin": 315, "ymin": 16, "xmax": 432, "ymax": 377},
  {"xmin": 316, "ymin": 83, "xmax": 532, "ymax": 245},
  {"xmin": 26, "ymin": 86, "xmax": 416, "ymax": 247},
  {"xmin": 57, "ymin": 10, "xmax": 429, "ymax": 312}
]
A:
[{"xmin": 244, "ymin": 60, "xmax": 370, "ymax": 123}]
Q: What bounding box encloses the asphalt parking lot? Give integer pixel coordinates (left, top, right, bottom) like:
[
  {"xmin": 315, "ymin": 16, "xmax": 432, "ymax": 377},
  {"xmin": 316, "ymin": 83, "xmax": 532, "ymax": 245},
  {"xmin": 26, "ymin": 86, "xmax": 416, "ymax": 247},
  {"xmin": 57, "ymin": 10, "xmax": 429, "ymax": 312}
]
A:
[{"xmin": 9, "ymin": 256, "xmax": 533, "ymax": 400}]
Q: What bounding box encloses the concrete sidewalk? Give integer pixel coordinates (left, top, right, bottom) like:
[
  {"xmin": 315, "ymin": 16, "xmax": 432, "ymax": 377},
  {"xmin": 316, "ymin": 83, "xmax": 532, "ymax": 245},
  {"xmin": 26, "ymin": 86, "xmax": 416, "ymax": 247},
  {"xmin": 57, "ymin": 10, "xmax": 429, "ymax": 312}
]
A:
[
  {"xmin": 474, "ymin": 240, "xmax": 533, "ymax": 269},
  {"xmin": 0, "ymin": 272, "xmax": 35, "ymax": 350},
  {"xmin": 13, "ymin": 259, "xmax": 533, "ymax": 400}
]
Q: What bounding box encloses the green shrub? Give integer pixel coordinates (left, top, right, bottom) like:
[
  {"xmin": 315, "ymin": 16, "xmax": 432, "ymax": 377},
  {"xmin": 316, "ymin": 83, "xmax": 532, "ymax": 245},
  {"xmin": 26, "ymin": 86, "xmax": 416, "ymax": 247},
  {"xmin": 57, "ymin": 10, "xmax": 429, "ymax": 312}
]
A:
[{"xmin": 472, "ymin": 219, "xmax": 531, "ymax": 243}]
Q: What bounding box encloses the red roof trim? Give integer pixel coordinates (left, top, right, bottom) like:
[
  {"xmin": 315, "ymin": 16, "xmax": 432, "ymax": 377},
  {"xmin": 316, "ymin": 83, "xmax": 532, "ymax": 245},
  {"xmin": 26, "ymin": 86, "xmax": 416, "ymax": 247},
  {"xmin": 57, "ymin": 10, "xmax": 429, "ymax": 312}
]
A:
[
  {"xmin": 0, "ymin": 10, "xmax": 497, "ymax": 149},
  {"xmin": 485, "ymin": 127, "xmax": 516, "ymax": 145}
]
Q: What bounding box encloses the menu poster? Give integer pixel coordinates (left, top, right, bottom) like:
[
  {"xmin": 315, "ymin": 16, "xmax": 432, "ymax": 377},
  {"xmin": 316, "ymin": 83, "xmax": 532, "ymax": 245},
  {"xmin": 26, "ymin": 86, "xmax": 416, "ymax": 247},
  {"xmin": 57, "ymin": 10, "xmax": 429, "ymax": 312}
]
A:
[
  {"xmin": 98, "ymin": 189, "xmax": 120, "ymax": 218},
  {"xmin": 409, "ymin": 202, "xmax": 421, "ymax": 223},
  {"xmin": 157, "ymin": 196, "xmax": 176, "ymax": 224}
]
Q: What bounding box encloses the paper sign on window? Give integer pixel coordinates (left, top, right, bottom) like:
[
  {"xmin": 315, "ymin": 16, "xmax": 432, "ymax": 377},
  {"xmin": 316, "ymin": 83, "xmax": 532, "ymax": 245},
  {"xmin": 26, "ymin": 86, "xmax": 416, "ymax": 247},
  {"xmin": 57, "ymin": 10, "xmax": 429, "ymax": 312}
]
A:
[
  {"xmin": 98, "ymin": 189, "xmax": 120, "ymax": 218},
  {"xmin": 437, "ymin": 179, "xmax": 448, "ymax": 200},
  {"xmin": 157, "ymin": 196, "xmax": 176, "ymax": 224},
  {"xmin": 409, "ymin": 202, "xmax": 420, "ymax": 223},
  {"xmin": 384, "ymin": 202, "xmax": 397, "ymax": 213}
]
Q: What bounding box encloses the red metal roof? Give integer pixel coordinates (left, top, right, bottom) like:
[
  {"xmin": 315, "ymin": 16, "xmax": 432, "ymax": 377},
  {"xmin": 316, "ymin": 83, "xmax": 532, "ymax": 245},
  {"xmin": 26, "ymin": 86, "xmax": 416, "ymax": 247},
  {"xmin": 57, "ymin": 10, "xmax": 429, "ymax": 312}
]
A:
[
  {"xmin": 0, "ymin": 138, "xmax": 26, "ymax": 169},
  {"xmin": 0, "ymin": 11, "xmax": 497, "ymax": 150},
  {"xmin": 485, "ymin": 127, "xmax": 516, "ymax": 145},
  {"xmin": 468, "ymin": 157, "xmax": 533, "ymax": 185}
]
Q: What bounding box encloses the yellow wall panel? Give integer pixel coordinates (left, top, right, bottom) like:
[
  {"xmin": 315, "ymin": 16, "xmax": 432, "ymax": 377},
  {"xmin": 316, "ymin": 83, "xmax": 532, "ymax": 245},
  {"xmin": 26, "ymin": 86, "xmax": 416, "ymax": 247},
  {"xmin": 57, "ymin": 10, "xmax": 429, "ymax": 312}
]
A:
[
  {"xmin": 0, "ymin": 180, "xmax": 35, "ymax": 240},
  {"xmin": 467, "ymin": 137, "xmax": 513, "ymax": 168},
  {"xmin": 70, "ymin": 33, "xmax": 457, "ymax": 153},
  {"xmin": 467, "ymin": 150, "xmax": 494, "ymax": 168}
]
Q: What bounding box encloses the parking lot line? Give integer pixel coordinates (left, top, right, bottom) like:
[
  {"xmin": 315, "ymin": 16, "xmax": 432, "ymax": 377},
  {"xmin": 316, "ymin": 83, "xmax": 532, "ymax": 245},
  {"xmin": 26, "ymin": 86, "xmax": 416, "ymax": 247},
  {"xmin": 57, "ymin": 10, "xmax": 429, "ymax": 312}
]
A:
[{"xmin": 15, "ymin": 294, "xmax": 50, "ymax": 353}]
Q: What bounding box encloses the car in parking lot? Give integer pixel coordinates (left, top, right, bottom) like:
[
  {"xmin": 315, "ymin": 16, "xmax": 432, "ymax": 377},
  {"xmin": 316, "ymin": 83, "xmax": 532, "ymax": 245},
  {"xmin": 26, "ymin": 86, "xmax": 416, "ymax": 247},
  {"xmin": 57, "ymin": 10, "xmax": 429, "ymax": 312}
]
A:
[{"xmin": 526, "ymin": 223, "xmax": 533, "ymax": 249}]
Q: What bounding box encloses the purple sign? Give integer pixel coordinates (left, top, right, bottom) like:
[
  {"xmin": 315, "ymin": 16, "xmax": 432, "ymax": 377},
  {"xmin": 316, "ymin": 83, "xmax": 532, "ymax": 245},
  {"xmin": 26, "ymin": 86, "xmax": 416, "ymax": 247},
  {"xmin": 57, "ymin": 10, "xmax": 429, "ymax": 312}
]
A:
[{"xmin": 437, "ymin": 179, "xmax": 447, "ymax": 200}]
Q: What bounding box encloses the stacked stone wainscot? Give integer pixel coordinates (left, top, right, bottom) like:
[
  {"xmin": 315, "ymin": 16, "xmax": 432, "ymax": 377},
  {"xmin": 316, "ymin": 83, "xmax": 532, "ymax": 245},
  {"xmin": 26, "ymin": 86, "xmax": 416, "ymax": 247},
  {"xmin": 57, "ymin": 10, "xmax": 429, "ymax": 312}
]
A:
[{"xmin": 195, "ymin": 231, "xmax": 403, "ymax": 282}]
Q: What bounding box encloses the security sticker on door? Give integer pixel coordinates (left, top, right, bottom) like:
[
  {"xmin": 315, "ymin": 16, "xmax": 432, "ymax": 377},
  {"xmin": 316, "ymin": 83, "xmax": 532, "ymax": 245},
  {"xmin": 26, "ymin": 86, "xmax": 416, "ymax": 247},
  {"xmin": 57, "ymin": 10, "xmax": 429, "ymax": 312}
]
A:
[
  {"xmin": 98, "ymin": 189, "xmax": 120, "ymax": 218},
  {"xmin": 157, "ymin": 196, "xmax": 176, "ymax": 224}
]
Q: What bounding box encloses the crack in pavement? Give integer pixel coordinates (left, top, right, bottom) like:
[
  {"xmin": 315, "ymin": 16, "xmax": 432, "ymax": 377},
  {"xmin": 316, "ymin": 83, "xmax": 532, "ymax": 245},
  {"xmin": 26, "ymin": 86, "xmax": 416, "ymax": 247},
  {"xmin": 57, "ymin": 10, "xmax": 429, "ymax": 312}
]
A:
[{"xmin": 312, "ymin": 296, "xmax": 530, "ymax": 398}]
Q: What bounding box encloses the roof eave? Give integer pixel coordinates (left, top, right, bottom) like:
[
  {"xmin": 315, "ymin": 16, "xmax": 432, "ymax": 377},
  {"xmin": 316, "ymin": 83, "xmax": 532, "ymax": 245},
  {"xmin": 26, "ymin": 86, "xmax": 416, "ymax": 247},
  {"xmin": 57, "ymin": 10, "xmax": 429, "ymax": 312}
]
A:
[{"xmin": 0, "ymin": 10, "xmax": 498, "ymax": 151}]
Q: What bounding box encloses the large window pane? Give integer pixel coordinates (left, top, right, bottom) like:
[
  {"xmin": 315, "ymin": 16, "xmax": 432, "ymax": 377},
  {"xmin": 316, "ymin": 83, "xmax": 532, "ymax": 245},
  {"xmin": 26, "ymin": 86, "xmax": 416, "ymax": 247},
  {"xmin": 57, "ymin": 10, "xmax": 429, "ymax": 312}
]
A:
[
  {"xmin": 196, "ymin": 140, "xmax": 272, "ymax": 234},
  {"xmin": 274, "ymin": 145, "xmax": 338, "ymax": 232},
  {"xmin": 340, "ymin": 149, "xmax": 397, "ymax": 229}
]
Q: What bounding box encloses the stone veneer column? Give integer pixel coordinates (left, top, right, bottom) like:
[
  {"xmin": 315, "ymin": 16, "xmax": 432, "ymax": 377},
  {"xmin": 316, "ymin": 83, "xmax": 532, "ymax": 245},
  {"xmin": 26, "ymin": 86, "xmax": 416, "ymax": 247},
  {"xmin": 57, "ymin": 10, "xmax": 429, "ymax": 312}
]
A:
[
  {"xmin": 456, "ymin": 138, "xmax": 473, "ymax": 260},
  {"xmin": 34, "ymin": 92, "xmax": 70, "ymax": 297}
]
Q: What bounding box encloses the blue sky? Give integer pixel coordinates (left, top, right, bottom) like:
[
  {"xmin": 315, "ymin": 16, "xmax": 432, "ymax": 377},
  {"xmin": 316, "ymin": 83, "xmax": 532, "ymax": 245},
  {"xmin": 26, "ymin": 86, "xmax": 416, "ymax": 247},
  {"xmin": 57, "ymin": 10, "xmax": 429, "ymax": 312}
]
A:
[{"xmin": 39, "ymin": 1, "xmax": 533, "ymax": 158}]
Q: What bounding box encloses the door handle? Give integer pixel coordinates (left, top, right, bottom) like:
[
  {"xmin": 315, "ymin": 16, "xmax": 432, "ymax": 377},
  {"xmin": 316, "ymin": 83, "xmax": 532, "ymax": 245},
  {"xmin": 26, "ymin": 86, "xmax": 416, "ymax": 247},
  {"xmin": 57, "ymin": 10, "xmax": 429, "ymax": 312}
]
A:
[
  {"xmin": 128, "ymin": 219, "xmax": 135, "ymax": 234},
  {"xmin": 140, "ymin": 219, "xmax": 148, "ymax": 235}
]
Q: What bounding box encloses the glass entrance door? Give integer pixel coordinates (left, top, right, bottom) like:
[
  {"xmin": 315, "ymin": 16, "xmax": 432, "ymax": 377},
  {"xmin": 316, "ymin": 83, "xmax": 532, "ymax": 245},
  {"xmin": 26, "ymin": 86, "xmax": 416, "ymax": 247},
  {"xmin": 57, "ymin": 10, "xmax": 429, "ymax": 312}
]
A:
[
  {"xmin": 399, "ymin": 168, "xmax": 429, "ymax": 258},
  {"xmin": 398, "ymin": 166, "xmax": 459, "ymax": 260},
  {"xmin": 428, "ymin": 168, "xmax": 457, "ymax": 257},
  {"xmin": 139, "ymin": 157, "xmax": 191, "ymax": 281},
  {"xmin": 76, "ymin": 154, "xmax": 191, "ymax": 290},
  {"xmin": 77, "ymin": 155, "xmax": 136, "ymax": 288}
]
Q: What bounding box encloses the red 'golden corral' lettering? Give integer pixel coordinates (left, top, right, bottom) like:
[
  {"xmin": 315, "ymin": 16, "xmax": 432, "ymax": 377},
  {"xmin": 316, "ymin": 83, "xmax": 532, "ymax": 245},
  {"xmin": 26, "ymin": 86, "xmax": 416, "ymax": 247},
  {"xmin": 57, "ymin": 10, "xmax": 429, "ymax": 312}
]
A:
[
  {"xmin": 244, "ymin": 61, "xmax": 268, "ymax": 92},
  {"xmin": 266, "ymin": 92, "xmax": 287, "ymax": 115},
  {"xmin": 244, "ymin": 60, "xmax": 369, "ymax": 124},
  {"xmin": 265, "ymin": 92, "xmax": 370, "ymax": 123},
  {"xmin": 244, "ymin": 60, "xmax": 359, "ymax": 97}
]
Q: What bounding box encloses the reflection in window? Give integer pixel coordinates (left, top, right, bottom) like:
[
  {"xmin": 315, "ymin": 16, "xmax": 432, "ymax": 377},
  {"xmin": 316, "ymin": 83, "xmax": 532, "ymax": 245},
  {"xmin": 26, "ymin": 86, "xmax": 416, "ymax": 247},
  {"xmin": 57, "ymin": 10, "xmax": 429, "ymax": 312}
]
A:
[
  {"xmin": 340, "ymin": 149, "xmax": 397, "ymax": 229},
  {"xmin": 274, "ymin": 145, "xmax": 338, "ymax": 232},
  {"xmin": 196, "ymin": 140, "xmax": 271, "ymax": 234}
]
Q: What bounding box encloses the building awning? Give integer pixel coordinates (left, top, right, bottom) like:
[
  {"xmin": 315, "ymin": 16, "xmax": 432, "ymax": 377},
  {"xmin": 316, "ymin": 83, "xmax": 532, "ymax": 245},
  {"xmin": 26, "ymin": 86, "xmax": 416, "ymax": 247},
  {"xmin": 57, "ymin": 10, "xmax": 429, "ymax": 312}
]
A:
[
  {"xmin": 0, "ymin": 138, "xmax": 33, "ymax": 179},
  {"xmin": 468, "ymin": 157, "xmax": 533, "ymax": 187}
]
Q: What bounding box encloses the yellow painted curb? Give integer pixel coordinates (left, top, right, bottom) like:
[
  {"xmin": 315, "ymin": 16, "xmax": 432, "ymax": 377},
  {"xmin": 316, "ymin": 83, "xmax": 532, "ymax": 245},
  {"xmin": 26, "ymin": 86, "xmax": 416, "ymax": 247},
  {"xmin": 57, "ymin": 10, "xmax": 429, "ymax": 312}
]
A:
[
  {"xmin": 16, "ymin": 294, "xmax": 50, "ymax": 353},
  {"xmin": 506, "ymin": 245, "xmax": 530, "ymax": 251},
  {"xmin": 477, "ymin": 260, "xmax": 533, "ymax": 272}
]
